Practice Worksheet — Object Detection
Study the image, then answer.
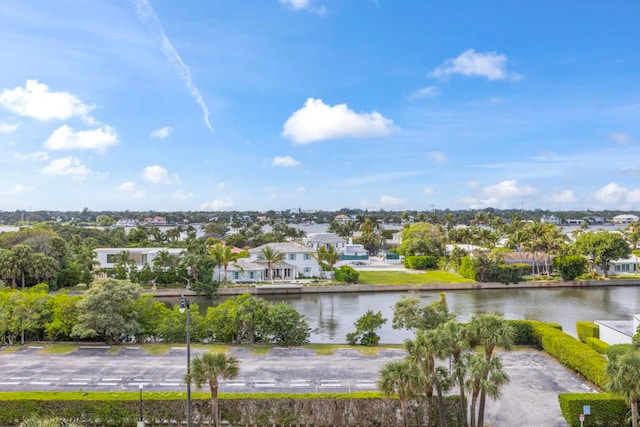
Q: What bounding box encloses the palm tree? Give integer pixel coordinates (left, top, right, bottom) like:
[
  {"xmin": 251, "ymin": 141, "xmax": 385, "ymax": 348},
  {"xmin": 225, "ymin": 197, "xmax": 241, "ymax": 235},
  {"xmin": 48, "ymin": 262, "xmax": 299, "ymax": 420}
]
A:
[
  {"xmin": 377, "ymin": 359, "xmax": 423, "ymax": 427},
  {"xmin": 468, "ymin": 314, "xmax": 514, "ymax": 427},
  {"xmin": 464, "ymin": 352, "xmax": 509, "ymax": 427},
  {"xmin": 185, "ymin": 352, "xmax": 240, "ymax": 427},
  {"xmin": 0, "ymin": 248, "xmax": 20, "ymax": 288},
  {"xmin": 210, "ymin": 243, "xmax": 238, "ymax": 283},
  {"xmin": 29, "ymin": 253, "xmax": 59, "ymax": 284},
  {"xmin": 438, "ymin": 320, "xmax": 470, "ymax": 427},
  {"xmin": 11, "ymin": 245, "xmax": 33, "ymax": 288},
  {"xmin": 405, "ymin": 329, "xmax": 449, "ymax": 427},
  {"xmin": 317, "ymin": 245, "xmax": 340, "ymax": 271},
  {"xmin": 607, "ymin": 348, "xmax": 640, "ymax": 427},
  {"xmin": 258, "ymin": 246, "xmax": 284, "ymax": 281}
]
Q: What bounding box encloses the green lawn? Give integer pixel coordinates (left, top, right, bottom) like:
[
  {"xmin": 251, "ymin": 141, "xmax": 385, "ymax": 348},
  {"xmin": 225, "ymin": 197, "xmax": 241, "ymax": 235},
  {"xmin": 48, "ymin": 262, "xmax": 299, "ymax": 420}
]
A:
[{"xmin": 357, "ymin": 270, "xmax": 474, "ymax": 285}]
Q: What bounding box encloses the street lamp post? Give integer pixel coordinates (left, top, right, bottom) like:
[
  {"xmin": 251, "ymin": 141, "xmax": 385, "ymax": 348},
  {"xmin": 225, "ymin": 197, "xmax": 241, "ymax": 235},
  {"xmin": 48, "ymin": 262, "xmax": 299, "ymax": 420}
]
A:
[
  {"xmin": 179, "ymin": 295, "xmax": 191, "ymax": 427},
  {"xmin": 137, "ymin": 384, "xmax": 144, "ymax": 427}
]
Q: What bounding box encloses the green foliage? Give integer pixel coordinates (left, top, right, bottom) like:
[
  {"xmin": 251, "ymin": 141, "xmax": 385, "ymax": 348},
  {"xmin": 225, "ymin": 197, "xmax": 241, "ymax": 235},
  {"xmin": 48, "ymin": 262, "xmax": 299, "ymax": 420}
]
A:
[
  {"xmin": 458, "ymin": 256, "xmax": 476, "ymax": 280},
  {"xmin": 263, "ymin": 302, "xmax": 311, "ymax": 345},
  {"xmin": 575, "ymin": 231, "xmax": 632, "ymax": 277},
  {"xmin": 403, "ymin": 255, "xmax": 437, "ymax": 270},
  {"xmin": 506, "ymin": 319, "xmax": 561, "ymax": 347},
  {"xmin": 346, "ymin": 310, "xmax": 387, "ymax": 346},
  {"xmin": 558, "ymin": 393, "xmax": 628, "ymax": 427},
  {"xmin": 576, "ymin": 321, "xmax": 600, "ymax": 342},
  {"xmin": 534, "ymin": 324, "xmax": 609, "ymax": 390},
  {"xmin": 392, "ymin": 293, "xmax": 453, "ymax": 331},
  {"xmin": 205, "ymin": 294, "xmax": 270, "ymax": 344},
  {"xmin": 459, "ymin": 255, "xmax": 529, "ymax": 284},
  {"xmin": 553, "ymin": 255, "xmax": 589, "ymax": 281},
  {"xmin": 585, "ymin": 337, "xmax": 610, "ymax": 354},
  {"xmin": 606, "ymin": 344, "xmax": 634, "ymax": 361},
  {"xmin": 398, "ymin": 222, "xmax": 445, "ymax": 258},
  {"xmin": 334, "ymin": 265, "xmax": 359, "ymax": 283}
]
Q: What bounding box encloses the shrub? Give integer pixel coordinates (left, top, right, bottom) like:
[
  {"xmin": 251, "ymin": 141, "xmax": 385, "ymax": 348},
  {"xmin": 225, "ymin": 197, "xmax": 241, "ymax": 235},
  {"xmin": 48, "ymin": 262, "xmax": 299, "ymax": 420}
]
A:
[
  {"xmin": 605, "ymin": 344, "xmax": 634, "ymax": 361},
  {"xmin": 404, "ymin": 255, "xmax": 437, "ymax": 270},
  {"xmin": 584, "ymin": 337, "xmax": 610, "ymax": 354},
  {"xmin": 553, "ymin": 255, "xmax": 589, "ymax": 281},
  {"xmin": 576, "ymin": 321, "xmax": 599, "ymax": 342},
  {"xmin": 334, "ymin": 266, "xmax": 359, "ymax": 284},
  {"xmin": 459, "ymin": 256, "xmax": 475, "ymax": 280},
  {"xmin": 558, "ymin": 393, "xmax": 627, "ymax": 427},
  {"xmin": 533, "ymin": 324, "xmax": 608, "ymax": 390},
  {"xmin": 507, "ymin": 319, "xmax": 562, "ymax": 347}
]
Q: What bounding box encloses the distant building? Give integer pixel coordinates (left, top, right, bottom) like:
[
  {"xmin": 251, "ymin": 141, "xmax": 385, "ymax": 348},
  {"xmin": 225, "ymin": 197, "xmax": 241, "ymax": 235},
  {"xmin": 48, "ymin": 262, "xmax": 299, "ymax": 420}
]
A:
[
  {"xmin": 613, "ymin": 214, "xmax": 639, "ymax": 225},
  {"xmin": 304, "ymin": 233, "xmax": 346, "ymax": 252},
  {"xmin": 541, "ymin": 215, "xmax": 561, "ymax": 225},
  {"xmin": 143, "ymin": 216, "xmax": 167, "ymax": 226},
  {"xmin": 94, "ymin": 247, "xmax": 183, "ymax": 270},
  {"xmin": 116, "ymin": 218, "xmax": 138, "ymax": 227},
  {"xmin": 334, "ymin": 214, "xmax": 351, "ymax": 224}
]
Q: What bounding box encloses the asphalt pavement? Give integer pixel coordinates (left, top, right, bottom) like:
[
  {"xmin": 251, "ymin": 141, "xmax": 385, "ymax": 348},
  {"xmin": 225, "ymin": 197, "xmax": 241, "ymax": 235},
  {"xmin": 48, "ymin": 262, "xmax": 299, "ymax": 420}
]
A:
[{"xmin": 0, "ymin": 346, "xmax": 596, "ymax": 426}]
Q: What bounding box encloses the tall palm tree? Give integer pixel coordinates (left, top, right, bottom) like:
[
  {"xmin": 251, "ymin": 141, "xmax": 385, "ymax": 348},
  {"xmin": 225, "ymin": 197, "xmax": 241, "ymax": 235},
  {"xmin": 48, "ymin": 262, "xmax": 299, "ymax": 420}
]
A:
[
  {"xmin": 185, "ymin": 352, "xmax": 240, "ymax": 427},
  {"xmin": 317, "ymin": 245, "xmax": 340, "ymax": 270},
  {"xmin": 464, "ymin": 352, "xmax": 509, "ymax": 427},
  {"xmin": 258, "ymin": 246, "xmax": 284, "ymax": 281},
  {"xmin": 438, "ymin": 320, "xmax": 470, "ymax": 427},
  {"xmin": 11, "ymin": 245, "xmax": 33, "ymax": 288},
  {"xmin": 607, "ymin": 349, "xmax": 640, "ymax": 427},
  {"xmin": 0, "ymin": 248, "xmax": 20, "ymax": 288},
  {"xmin": 210, "ymin": 243, "xmax": 238, "ymax": 283},
  {"xmin": 405, "ymin": 329, "xmax": 449, "ymax": 427},
  {"xmin": 377, "ymin": 359, "xmax": 423, "ymax": 427},
  {"xmin": 468, "ymin": 314, "xmax": 514, "ymax": 427}
]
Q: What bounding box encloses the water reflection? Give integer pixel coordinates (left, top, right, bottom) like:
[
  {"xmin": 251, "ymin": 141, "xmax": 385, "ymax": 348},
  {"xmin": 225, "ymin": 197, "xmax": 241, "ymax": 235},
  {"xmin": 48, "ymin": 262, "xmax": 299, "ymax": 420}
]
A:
[{"xmin": 160, "ymin": 286, "xmax": 640, "ymax": 344}]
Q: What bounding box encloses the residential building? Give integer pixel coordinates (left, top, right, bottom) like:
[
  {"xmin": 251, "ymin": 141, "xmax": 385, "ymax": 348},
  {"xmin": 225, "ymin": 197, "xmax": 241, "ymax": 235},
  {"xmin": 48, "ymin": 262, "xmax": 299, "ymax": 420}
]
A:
[
  {"xmin": 541, "ymin": 215, "xmax": 561, "ymax": 226},
  {"xmin": 334, "ymin": 214, "xmax": 351, "ymax": 224},
  {"xmin": 116, "ymin": 218, "xmax": 138, "ymax": 227},
  {"xmin": 143, "ymin": 216, "xmax": 167, "ymax": 226},
  {"xmin": 213, "ymin": 258, "xmax": 266, "ymax": 283},
  {"xmin": 94, "ymin": 247, "xmax": 183, "ymax": 270},
  {"xmin": 596, "ymin": 254, "xmax": 640, "ymax": 276},
  {"xmin": 596, "ymin": 314, "xmax": 640, "ymax": 345},
  {"xmin": 304, "ymin": 233, "xmax": 346, "ymax": 251},
  {"xmin": 247, "ymin": 242, "xmax": 321, "ymax": 280},
  {"xmin": 612, "ymin": 214, "xmax": 639, "ymax": 225}
]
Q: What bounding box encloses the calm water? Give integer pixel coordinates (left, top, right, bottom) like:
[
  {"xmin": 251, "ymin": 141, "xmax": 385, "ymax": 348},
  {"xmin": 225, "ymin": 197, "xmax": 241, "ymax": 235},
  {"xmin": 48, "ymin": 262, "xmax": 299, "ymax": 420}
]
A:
[{"xmin": 166, "ymin": 286, "xmax": 640, "ymax": 344}]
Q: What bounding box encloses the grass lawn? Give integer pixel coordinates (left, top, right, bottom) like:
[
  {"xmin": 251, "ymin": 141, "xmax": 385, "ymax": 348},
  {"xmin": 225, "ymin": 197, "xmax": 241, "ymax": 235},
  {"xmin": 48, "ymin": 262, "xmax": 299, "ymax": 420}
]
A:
[{"xmin": 357, "ymin": 270, "xmax": 474, "ymax": 285}]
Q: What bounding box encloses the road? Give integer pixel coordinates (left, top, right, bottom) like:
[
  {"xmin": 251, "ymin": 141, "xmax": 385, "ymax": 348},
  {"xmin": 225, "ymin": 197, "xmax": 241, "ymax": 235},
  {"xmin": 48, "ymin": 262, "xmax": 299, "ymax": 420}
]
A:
[{"xmin": 0, "ymin": 346, "xmax": 596, "ymax": 426}]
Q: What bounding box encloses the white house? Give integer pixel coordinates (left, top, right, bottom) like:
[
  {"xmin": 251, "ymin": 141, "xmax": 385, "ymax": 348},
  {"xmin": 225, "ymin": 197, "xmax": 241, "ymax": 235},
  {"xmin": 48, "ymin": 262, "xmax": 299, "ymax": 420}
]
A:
[
  {"xmin": 213, "ymin": 258, "xmax": 266, "ymax": 283},
  {"xmin": 541, "ymin": 215, "xmax": 561, "ymax": 225},
  {"xmin": 116, "ymin": 218, "xmax": 138, "ymax": 227},
  {"xmin": 334, "ymin": 214, "xmax": 351, "ymax": 224},
  {"xmin": 596, "ymin": 254, "xmax": 640, "ymax": 276},
  {"xmin": 596, "ymin": 314, "xmax": 640, "ymax": 345},
  {"xmin": 248, "ymin": 242, "xmax": 321, "ymax": 280},
  {"xmin": 612, "ymin": 214, "xmax": 639, "ymax": 225},
  {"xmin": 94, "ymin": 247, "xmax": 183, "ymax": 270},
  {"xmin": 304, "ymin": 233, "xmax": 346, "ymax": 251}
]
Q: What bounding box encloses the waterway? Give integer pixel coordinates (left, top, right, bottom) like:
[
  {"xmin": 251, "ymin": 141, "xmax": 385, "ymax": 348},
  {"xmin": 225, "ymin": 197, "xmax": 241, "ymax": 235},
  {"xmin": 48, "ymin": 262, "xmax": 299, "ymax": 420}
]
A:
[{"xmin": 164, "ymin": 285, "xmax": 640, "ymax": 344}]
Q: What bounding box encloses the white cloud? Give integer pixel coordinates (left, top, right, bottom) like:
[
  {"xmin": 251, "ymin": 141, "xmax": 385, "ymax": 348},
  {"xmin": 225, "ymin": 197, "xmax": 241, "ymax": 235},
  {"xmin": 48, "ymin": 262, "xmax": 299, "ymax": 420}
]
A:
[
  {"xmin": 0, "ymin": 80, "xmax": 93, "ymax": 120},
  {"xmin": 423, "ymin": 187, "xmax": 436, "ymax": 195},
  {"xmin": 199, "ymin": 199, "xmax": 234, "ymax": 210},
  {"xmin": 593, "ymin": 182, "xmax": 628, "ymax": 204},
  {"xmin": 279, "ymin": 0, "xmax": 326, "ymax": 14},
  {"xmin": 547, "ymin": 190, "xmax": 577, "ymax": 204},
  {"xmin": 151, "ymin": 126, "xmax": 173, "ymax": 139},
  {"xmin": 117, "ymin": 181, "xmax": 145, "ymax": 198},
  {"xmin": 428, "ymin": 151, "xmax": 447, "ymax": 162},
  {"xmin": 0, "ymin": 122, "xmax": 19, "ymax": 133},
  {"xmin": 481, "ymin": 180, "xmax": 537, "ymax": 198},
  {"xmin": 609, "ymin": 132, "xmax": 632, "ymax": 145},
  {"xmin": 5, "ymin": 184, "xmax": 33, "ymax": 195},
  {"xmin": 172, "ymin": 190, "xmax": 194, "ymax": 200},
  {"xmin": 14, "ymin": 151, "xmax": 49, "ymax": 161},
  {"xmin": 141, "ymin": 165, "xmax": 180, "ymax": 184},
  {"xmin": 41, "ymin": 156, "xmax": 92, "ymax": 180},
  {"xmin": 44, "ymin": 125, "xmax": 118, "ymax": 152},
  {"xmin": 134, "ymin": 0, "xmax": 214, "ymax": 133},
  {"xmin": 380, "ymin": 195, "xmax": 405, "ymax": 207},
  {"xmin": 282, "ymin": 98, "xmax": 394, "ymax": 143},
  {"xmin": 272, "ymin": 155, "xmax": 301, "ymax": 167},
  {"xmin": 429, "ymin": 49, "xmax": 520, "ymax": 81},
  {"xmin": 216, "ymin": 182, "xmax": 225, "ymax": 189},
  {"xmin": 408, "ymin": 86, "xmax": 440, "ymax": 100}
]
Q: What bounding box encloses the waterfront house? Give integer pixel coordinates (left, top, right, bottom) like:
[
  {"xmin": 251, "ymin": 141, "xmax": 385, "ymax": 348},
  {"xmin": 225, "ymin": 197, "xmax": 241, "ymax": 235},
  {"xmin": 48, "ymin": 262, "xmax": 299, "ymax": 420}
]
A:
[
  {"xmin": 213, "ymin": 258, "xmax": 266, "ymax": 283},
  {"xmin": 595, "ymin": 254, "xmax": 640, "ymax": 276},
  {"xmin": 596, "ymin": 314, "xmax": 640, "ymax": 345},
  {"xmin": 612, "ymin": 214, "xmax": 639, "ymax": 225},
  {"xmin": 94, "ymin": 247, "xmax": 183, "ymax": 270},
  {"xmin": 248, "ymin": 242, "xmax": 321, "ymax": 279},
  {"xmin": 304, "ymin": 233, "xmax": 346, "ymax": 251}
]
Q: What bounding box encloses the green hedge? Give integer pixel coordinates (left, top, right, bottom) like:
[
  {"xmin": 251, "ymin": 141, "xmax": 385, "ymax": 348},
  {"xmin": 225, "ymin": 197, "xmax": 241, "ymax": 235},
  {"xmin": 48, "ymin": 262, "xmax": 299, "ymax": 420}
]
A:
[
  {"xmin": 558, "ymin": 393, "xmax": 628, "ymax": 427},
  {"xmin": 507, "ymin": 319, "xmax": 562, "ymax": 347},
  {"xmin": 534, "ymin": 325, "xmax": 608, "ymax": 390},
  {"xmin": 576, "ymin": 321, "xmax": 600, "ymax": 342},
  {"xmin": 0, "ymin": 392, "xmax": 463, "ymax": 427},
  {"xmin": 606, "ymin": 344, "xmax": 634, "ymax": 361},
  {"xmin": 403, "ymin": 255, "xmax": 437, "ymax": 270},
  {"xmin": 585, "ymin": 337, "xmax": 610, "ymax": 354}
]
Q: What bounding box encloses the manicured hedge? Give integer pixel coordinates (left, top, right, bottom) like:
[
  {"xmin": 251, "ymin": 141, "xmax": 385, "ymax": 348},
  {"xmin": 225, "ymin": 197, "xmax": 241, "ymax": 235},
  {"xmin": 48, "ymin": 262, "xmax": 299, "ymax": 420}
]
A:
[
  {"xmin": 558, "ymin": 393, "xmax": 628, "ymax": 427},
  {"xmin": 507, "ymin": 319, "xmax": 562, "ymax": 346},
  {"xmin": 334, "ymin": 266, "xmax": 359, "ymax": 284},
  {"xmin": 576, "ymin": 321, "xmax": 600, "ymax": 342},
  {"xmin": 605, "ymin": 344, "xmax": 634, "ymax": 361},
  {"xmin": 0, "ymin": 392, "xmax": 463, "ymax": 427},
  {"xmin": 534, "ymin": 325, "xmax": 608, "ymax": 390},
  {"xmin": 585, "ymin": 337, "xmax": 610, "ymax": 354},
  {"xmin": 403, "ymin": 255, "xmax": 437, "ymax": 270}
]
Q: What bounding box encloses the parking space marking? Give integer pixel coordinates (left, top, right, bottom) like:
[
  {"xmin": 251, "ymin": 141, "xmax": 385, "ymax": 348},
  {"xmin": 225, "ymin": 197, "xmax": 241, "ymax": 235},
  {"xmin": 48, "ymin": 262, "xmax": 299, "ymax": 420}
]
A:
[
  {"xmin": 67, "ymin": 382, "xmax": 87, "ymax": 386},
  {"xmin": 0, "ymin": 382, "xmax": 20, "ymax": 385},
  {"xmin": 97, "ymin": 383, "xmax": 118, "ymax": 386},
  {"xmin": 30, "ymin": 381, "xmax": 51, "ymax": 385},
  {"xmin": 224, "ymin": 382, "xmax": 246, "ymax": 387}
]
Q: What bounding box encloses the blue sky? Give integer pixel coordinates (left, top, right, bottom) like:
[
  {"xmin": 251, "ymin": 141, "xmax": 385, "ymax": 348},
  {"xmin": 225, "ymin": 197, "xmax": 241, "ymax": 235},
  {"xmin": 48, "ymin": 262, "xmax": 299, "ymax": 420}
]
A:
[{"xmin": 1, "ymin": 1, "xmax": 639, "ymax": 212}]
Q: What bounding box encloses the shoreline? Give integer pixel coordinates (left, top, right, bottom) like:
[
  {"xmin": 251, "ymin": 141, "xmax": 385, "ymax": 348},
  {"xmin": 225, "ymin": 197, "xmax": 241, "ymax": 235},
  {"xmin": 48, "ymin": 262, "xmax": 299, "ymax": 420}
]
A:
[{"xmin": 150, "ymin": 278, "xmax": 640, "ymax": 297}]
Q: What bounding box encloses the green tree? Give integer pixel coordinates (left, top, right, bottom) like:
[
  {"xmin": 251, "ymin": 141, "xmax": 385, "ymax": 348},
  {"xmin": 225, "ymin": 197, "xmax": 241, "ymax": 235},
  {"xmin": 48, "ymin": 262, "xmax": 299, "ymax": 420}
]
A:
[
  {"xmin": 377, "ymin": 359, "xmax": 423, "ymax": 427},
  {"xmin": 438, "ymin": 320, "xmax": 470, "ymax": 427},
  {"xmin": 575, "ymin": 231, "xmax": 632, "ymax": 277},
  {"xmin": 71, "ymin": 278, "xmax": 142, "ymax": 344},
  {"xmin": 0, "ymin": 248, "xmax": 20, "ymax": 288},
  {"xmin": 264, "ymin": 302, "xmax": 311, "ymax": 345},
  {"xmin": 11, "ymin": 244, "xmax": 33, "ymax": 288},
  {"xmin": 399, "ymin": 222, "xmax": 445, "ymax": 258},
  {"xmin": 553, "ymin": 255, "xmax": 589, "ymax": 281},
  {"xmin": 205, "ymin": 294, "xmax": 270, "ymax": 344},
  {"xmin": 210, "ymin": 243, "xmax": 238, "ymax": 283},
  {"xmin": 606, "ymin": 348, "xmax": 640, "ymax": 427},
  {"xmin": 185, "ymin": 352, "xmax": 240, "ymax": 427},
  {"xmin": 45, "ymin": 292, "xmax": 80, "ymax": 341},
  {"xmin": 346, "ymin": 309, "xmax": 387, "ymax": 346},
  {"xmin": 95, "ymin": 214, "xmax": 116, "ymax": 226},
  {"xmin": 464, "ymin": 352, "xmax": 509, "ymax": 427},
  {"xmin": 392, "ymin": 293, "xmax": 453, "ymax": 331},
  {"xmin": 316, "ymin": 245, "xmax": 340, "ymax": 270},
  {"xmin": 9, "ymin": 284, "xmax": 50, "ymax": 344},
  {"xmin": 28, "ymin": 253, "xmax": 59, "ymax": 284}
]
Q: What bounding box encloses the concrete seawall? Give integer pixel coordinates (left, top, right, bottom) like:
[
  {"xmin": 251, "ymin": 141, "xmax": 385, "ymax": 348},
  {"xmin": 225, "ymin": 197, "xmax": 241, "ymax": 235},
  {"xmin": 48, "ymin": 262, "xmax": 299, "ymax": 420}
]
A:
[{"xmin": 151, "ymin": 278, "xmax": 640, "ymax": 297}]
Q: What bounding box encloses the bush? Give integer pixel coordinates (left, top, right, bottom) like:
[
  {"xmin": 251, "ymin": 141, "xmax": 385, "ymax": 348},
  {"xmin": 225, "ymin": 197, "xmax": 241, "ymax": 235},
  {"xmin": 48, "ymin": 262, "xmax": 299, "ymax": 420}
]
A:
[
  {"xmin": 459, "ymin": 256, "xmax": 475, "ymax": 280},
  {"xmin": 534, "ymin": 324, "xmax": 608, "ymax": 390},
  {"xmin": 404, "ymin": 255, "xmax": 437, "ymax": 270},
  {"xmin": 576, "ymin": 321, "xmax": 599, "ymax": 342},
  {"xmin": 584, "ymin": 337, "xmax": 610, "ymax": 354},
  {"xmin": 507, "ymin": 319, "xmax": 562, "ymax": 347},
  {"xmin": 334, "ymin": 266, "xmax": 359, "ymax": 284},
  {"xmin": 558, "ymin": 393, "xmax": 627, "ymax": 427},
  {"xmin": 605, "ymin": 344, "xmax": 634, "ymax": 361},
  {"xmin": 553, "ymin": 255, "xmax": 589, "ymax": 281}
]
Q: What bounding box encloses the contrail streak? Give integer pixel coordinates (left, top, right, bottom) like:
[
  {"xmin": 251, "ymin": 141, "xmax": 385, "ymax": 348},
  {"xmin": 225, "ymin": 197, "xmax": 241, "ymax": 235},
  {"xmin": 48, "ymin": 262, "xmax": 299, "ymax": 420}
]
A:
[{"xmin": 133, "ymin": 0, "xmax": 214, "ymax": 133}]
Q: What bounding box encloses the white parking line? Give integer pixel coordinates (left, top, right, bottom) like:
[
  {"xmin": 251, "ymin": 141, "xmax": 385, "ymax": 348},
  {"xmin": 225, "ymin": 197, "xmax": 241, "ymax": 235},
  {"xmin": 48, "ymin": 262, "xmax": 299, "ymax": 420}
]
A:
[
  {"xmin": 355, "ymin": 383, "xmax": 376, "ymax": 388},
  {"xmin": 224, "ymin": 382, "xmax": 246, "ymax": 387},
  {"xmin": 134, "ymin": 378, "xmax": 153, "ymax": 382},
  {"xmin": 41, "ymin": 378, "xmax": 60, "ymax": 381},
  {"xmin": 102, "ymin": 378, "xmax": 122, "ymax": 382},
  {"xmin": 67, "ymin": 382, "xmax": 87, "ymax": 386},
  {"xmin": 30, "ymin": 381, "xmax": 51, "ymax": 385},
  {"xmin": 71, "ymin": 378, "xmax": 92, "ymax": 382},
  {"xmin": 0, "ymin": 382, "xmax": 20, "ymax": 385},
  {"xmin": 9, "ymin": 377, "xmax": 31, "ymax": 380},
  {"xmin": 97, "ymin": 383, "xmax": 118, "ymax": 386},
  {"xmin": 254, "ymin": 383, "xmax": 276, "ymax": 388},
  {"xmin": 159, "ymin": 383, "xmax": 182, "ymax": 386}
]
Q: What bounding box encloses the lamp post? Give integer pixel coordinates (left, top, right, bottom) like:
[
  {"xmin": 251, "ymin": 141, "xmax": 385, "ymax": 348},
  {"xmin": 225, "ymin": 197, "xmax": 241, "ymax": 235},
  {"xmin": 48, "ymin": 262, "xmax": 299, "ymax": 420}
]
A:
[
  {"xmin": 137, "ymin": 384, "xmax": 144, "ymax": 427},
  {"xmin": 179, "ymin": 295, "xmax": 191, "ymax": 427}
]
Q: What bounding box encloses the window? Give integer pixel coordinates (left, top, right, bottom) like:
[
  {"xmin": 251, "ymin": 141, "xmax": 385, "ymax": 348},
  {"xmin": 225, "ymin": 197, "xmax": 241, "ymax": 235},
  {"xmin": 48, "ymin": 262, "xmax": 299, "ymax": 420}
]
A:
[
  {"xmin": 304, "ymin": 253, "xmax": 311, "ymax": 260},
  {"xmin": 289, "ymin": 253, "xmax": 296, "ymax": 261},
  {"xmin": 249, "ymin": 272, "xmax": 255, "ymax": 279},
  {"xmin": 234, "ymin": 272, "xmax": 240, "ymax": 280},
  {"xmin": 141, "ymin": 254, "xmax": 148, "ymax": 265},
  {"xmin": 304, "ymin": 267, "xmax": 311, "ymax": 274},
  {"xmin": 106, "ymin": 254, "xmax": 117, "ymax": 263}
]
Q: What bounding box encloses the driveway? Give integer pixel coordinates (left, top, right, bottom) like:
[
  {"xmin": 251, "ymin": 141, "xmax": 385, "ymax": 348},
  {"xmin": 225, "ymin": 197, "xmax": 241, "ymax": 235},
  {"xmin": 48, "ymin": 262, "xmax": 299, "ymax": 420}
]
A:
[{"xmin": 0, "ymin": 347, "xmax": 594, "ymax": 426}]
